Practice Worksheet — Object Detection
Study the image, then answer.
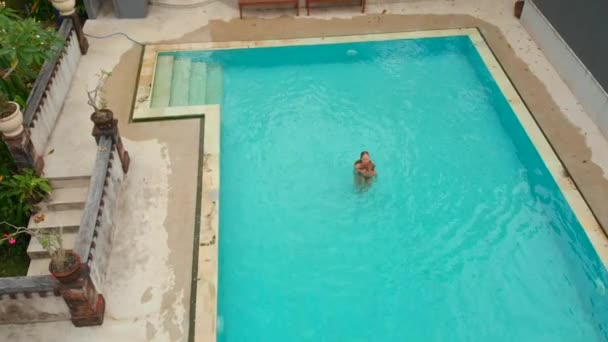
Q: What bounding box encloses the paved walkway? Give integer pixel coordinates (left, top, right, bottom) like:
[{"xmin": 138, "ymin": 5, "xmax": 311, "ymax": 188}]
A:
[{"xmin": 2, "ymin": 0, "xmax": 608, "ymax": 341}]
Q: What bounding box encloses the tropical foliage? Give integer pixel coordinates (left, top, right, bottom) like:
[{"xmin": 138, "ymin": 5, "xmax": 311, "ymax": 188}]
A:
[
  {"xmin": 0, "ymin": 1, "xmax": 66, "ymax": 277},
  {"xmin": 0, "ymin": 167, "xmax": 53, "ymax": 276},
  {"xmin": 0, "ymin": 145, "xmax": 30, "ymax": 277},
  {"xmin": 0, "ymin": 4, "xmax": 63, "ymax": 107}
]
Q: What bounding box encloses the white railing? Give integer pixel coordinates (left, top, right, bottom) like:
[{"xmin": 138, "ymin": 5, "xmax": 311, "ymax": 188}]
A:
[
  {"xmin": 24, "ymin": 20, "xmax": 82, "ymax": 156},
  {"xmin": 76, "ymin": 136, "xmax": 125, "ymax": 295}
]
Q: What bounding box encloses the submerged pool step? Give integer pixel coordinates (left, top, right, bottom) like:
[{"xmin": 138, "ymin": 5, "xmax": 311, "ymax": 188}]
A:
[
  {"xmin": 150, "ymin": 55, "xmax": 174, "ymax": 108},
  {"xmin": 170, "ymin": 57, "xmax": 192, "ymax": 107},
  {"xmin": 151, "ymin": 56, "xmax": 223, "ymax": 108},
  {"xmin": 206, "ymin": 64, "xmax": 223, "ymax": 105},
  {"xmin": 189, "ymin": 61, "xmax": 208, "ymax": 106}
]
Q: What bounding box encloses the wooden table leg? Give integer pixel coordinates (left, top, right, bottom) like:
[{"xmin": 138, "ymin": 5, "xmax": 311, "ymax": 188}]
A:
[
  {"xmin": 361, "ymin": 0, "xmax": 365, "ymax": 13},
  {"xmin": 239, "ymin": 4, "xmax": 243, "ymax": 19},
  {"xmin": 296, "ymin": 0, "xmax": 299, "ymax": 16},
  {"xmin": 306, "ymin": 0, "xmax": 310, "ymax": 15}
]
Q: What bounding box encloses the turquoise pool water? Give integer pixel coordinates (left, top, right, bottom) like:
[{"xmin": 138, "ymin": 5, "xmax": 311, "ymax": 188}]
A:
[{"xmin": 166, "ymin": 36, "xmax": 608, "ymax": 341}]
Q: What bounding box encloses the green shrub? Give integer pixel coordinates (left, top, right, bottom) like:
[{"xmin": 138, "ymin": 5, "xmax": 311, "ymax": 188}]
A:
[
  {"xmin": 0, "ymin": 2, "xmax": 67, "ymax": 277},
  {"xmin": 0, "ymin": 2, "xmax": 69, "ymax": 277},
  {"xmin": 0, "ymin": 163, "xmax": 31, "ymax": 277},
  {"xmin": 0, "ymin": 4, "xmax": 63, "ymax": 107},
  {"xmin": 0, "ymin": 168, "xmax": 52, "ymax": 276}
]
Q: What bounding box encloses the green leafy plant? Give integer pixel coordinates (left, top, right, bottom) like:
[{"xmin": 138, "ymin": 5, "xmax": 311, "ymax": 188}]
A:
[
  {"xmin": 28, "ymin": 0, "xmax": 56, "ymax": 24},
  {"xmin": 1, "ymin": 219, "xmax": 72, "ymax": 273},
  {"xmin": 0, "ymin": 4, "xmax": 63, "ymax": 107},
  {"xmin": 0, "ymin": 165, "xmax": 30, "ymax": 277},
  {"xmin": 0, "ymin": 168, "xmax": 52, "ymax": 205},
  {"xmin": 0, "ymin": 134, "xmax": 36, "ymax": 277}
]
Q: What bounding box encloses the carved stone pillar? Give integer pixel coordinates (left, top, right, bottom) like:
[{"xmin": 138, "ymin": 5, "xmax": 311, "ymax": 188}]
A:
[
  {"xmin": 69, "ymin": 14, "xmax": 89, "ymax": 55},
  {"xmin": 1, "ymin": 130, "xmax": 44, "ymax": 175},
  {"xmin": 50, "ymin": 0, "xmax": 89, "ymax": 54}
]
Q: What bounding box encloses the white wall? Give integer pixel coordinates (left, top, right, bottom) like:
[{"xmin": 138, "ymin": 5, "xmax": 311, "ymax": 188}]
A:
[{"xmin": 521, "ymin": 1, "xmax": 608, "ymax": 138}]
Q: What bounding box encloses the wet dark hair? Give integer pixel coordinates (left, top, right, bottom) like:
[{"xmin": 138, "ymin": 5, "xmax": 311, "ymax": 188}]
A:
[{"xmin": 355, "ymin": 151, "xmax": 370, "ymax": 165}]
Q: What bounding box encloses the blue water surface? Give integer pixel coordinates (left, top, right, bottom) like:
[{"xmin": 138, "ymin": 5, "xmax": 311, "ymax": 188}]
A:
[{"xmin": 179, "ymin": 36, "xmax": 608, "ymax": 341}]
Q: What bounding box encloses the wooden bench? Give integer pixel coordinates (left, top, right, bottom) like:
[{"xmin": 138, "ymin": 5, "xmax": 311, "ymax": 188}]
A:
[
  {"xmin": 238, "ymin": 0, "xmax": 299, "ymax": 19},
  {"xmin": 305, "ymin": 0, "xmax": 365, "ymax": 15}
]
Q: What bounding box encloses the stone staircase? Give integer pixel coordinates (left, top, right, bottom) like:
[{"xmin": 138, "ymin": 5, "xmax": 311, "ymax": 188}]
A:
[
  {"xmin": 150, "ymin": 55, "xmax": 222, "ymax": 108},
  {"xmin": 26, "ymin": 176, "xmax": 90, "ymax": 276}
]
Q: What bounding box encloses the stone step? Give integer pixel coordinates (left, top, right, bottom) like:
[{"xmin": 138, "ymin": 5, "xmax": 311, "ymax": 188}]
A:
[
  {"xmin": 48, "ymin": 176, "xmax": 90, "ymax": 189},
  {"xmin": 27, "ymin": 231, "xmax": 77, "ymax": 259},
  {"xmin": 150, "ymin": 54, "xmax": 175, "ymax": 108},
  {"xmin": 43, "ymin": 186, "xmax": 89, "ymax": 211},
  {"xmin": 189, "ymin": 61, "xmax": 208, "ymax": 105},
  {"xmin": 206, "ymin": 64, "xmax": 223, "ymax": 104},
  {"xmin": 169, "ymin": 57, "xmax": 192, "ymax": 106},
  {"xmin": 26, "ymin": 258, "xmax": 50, "ymax": 276},
  {"xmin": 27, "ymin": 209, "xmax": 82, "ymax": 234}
]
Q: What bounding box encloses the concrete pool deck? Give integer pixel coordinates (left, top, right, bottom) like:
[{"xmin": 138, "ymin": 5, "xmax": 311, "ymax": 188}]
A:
[{"xmin": 1, "ymin": 0, "xmax": 608, "ymax": 341}]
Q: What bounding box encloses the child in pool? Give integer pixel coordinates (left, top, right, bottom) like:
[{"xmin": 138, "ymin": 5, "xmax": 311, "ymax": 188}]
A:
[{"xmin": 354, "ymin": 151, "xmax": 377, "ymax": 178}]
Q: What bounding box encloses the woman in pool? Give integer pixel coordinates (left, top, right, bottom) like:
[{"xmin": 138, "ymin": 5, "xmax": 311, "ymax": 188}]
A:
[{"xmin": 354, "ymin": 151, "xmax": 377, "ymax": 178}]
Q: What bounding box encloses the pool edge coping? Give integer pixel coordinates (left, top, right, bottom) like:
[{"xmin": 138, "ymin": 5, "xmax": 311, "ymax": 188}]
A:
[
  {"xmin": 194, "ymin": 104, "xmax": 220, "ymax": 342},
  {"xmin": 136, "ymin": 29, "xmax": 608, "ymax": 341},
  {"xmin": 467, "ymin": 30, "xmax": 608, "ymax": 265}
]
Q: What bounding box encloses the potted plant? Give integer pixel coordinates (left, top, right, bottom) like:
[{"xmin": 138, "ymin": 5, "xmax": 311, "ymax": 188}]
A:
[
  {"xmin": 0, "ymin": 218, "xmax": 80, "ymax": 283},
  {"xmin": 87, "ymin": 70, "xmax": 114, "ymax": 126},
  {"xmin": 2, "ymin": 168, "xmax": 52, "ymax": 205},
  {"xmin": 0, "ymin": 92, "xmax": 24, "ymax": 137},
  {"xmin": 50, "ymin": 0, "xmax": 77, "ymax": 16}
]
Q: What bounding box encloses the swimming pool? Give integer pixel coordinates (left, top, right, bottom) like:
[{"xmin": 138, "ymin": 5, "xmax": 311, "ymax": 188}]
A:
[{"xmin": 139, "ymin": 30, "xmax": 608, "ymax": 341}]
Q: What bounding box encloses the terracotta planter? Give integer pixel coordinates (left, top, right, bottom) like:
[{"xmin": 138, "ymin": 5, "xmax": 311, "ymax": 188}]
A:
[
  {"xmin": 51, "ymin": 0, "xmax": 76, "ymax": 16},
  {"xmin": 0, "ymin": 101, "xmax": 24, "ymax": 137},
  {"xmin": 49, "ymin": 252, "xmax": 81, "ymax": 284},
  {"xmin": 90, "ymin": 109, "xmax": 114, "ymax": 125},
  {"xmin": 514, "ymin": 1, "xmax": 524, "ymax": 19},
  {"xmin": 91, "ymin": 109, "xmax": 116, "ymax": 137}
]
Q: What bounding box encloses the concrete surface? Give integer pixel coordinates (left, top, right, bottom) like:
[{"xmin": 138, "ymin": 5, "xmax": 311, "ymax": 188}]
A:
[{"xmin": 2, "ymin": 0, "xmax": 608, "ymax": 341}]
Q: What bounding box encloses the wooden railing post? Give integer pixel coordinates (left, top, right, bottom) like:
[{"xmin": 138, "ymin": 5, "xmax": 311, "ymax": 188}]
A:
[
  {"xmin": 68, "ymin": 14, "xmax": 88, "ymax": 55},
  {"xmin": 91, "ymin": 109, "xmax": 130, "ymax": 173},
  {"xmin": 52, "ymin": 1, "xmax": 88, "ymax": 55},
  {"xmin": 1, "ymin": 130, "xmax": 44, "ymax": 175}
]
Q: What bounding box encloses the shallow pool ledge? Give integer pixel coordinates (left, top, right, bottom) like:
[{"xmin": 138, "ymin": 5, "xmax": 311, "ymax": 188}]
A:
[{"xmin": 195, "ymin": 104, "xmax": 220, "ymax": 341}]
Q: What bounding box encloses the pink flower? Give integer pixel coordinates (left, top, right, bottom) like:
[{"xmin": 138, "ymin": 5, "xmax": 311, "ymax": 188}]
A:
[
  {"xmin": 8, "ymin": 238, "xmax": 16, "ymax": 245},
  {"xmin": 2, "ymin": 233, "xmax": 8, "ymax": 238}
]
